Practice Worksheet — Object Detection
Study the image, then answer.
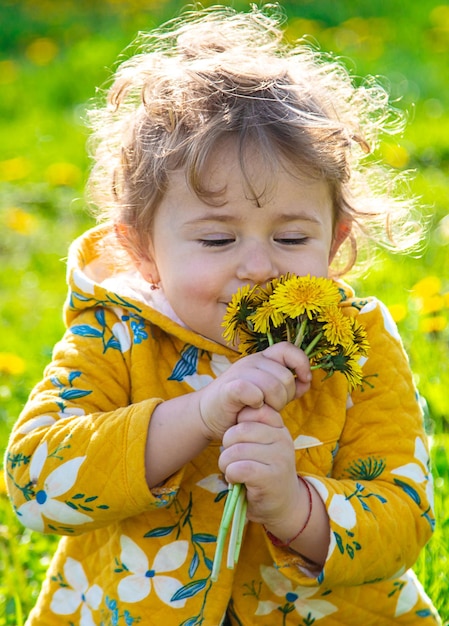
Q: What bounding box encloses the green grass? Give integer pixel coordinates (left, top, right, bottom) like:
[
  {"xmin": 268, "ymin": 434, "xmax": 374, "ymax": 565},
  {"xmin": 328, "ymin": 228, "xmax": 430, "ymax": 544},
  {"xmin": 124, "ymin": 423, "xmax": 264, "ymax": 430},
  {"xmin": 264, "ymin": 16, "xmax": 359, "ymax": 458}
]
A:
[{"xmin": 0, "ymin": 0, "xmax": 448, "ymax": 623}]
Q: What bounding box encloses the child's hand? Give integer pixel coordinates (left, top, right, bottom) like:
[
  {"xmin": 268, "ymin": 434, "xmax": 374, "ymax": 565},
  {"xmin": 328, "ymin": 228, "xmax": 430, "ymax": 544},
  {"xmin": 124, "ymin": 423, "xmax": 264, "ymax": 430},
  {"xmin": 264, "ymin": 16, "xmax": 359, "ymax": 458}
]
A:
[
  {"xmin": 218, "ymin": 403, "xmax": 301, "ymax": 527},
  {"xmin": 197, "ymin": 342, "xmax": 311, "ymax": 441}
]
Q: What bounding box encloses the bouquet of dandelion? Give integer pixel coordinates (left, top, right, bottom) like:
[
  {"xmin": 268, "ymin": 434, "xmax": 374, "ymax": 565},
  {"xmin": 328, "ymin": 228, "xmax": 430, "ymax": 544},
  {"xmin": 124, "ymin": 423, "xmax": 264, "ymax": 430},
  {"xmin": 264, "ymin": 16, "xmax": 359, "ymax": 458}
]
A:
[{"xmin": 211, "ymin": 273, "xmax": 370, "ymax": 582}]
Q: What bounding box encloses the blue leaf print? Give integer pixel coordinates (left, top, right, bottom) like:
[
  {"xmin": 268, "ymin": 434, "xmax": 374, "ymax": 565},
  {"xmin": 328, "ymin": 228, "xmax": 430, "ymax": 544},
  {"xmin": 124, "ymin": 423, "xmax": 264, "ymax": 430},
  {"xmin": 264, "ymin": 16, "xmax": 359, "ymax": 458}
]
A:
[
  {"xmin": 189, "ymin": 552, "xmax": 200, "ymax": 578},
  {"xmin": 71, "ymin": 324, "xmax": 103, "ymax": 338},
  {"xmin": 192, "ymin": 533, "xmax": 216, "ymax": 543},
  {"xmin": 105, "ymin": 336, "xmax": 122, "ymax": 351},
  {"xmin": 170, "ymin": 578, "xmax": 208, "ymax": 602},
  {"xmin": 168, "ymin": 345, "xmax": 199, "ymax": 381},
  {"xmin": 144, "ymin": 525, "xmax": 175, "ymax": 538},
  {"xmin": 204, "ymin": 556, "xmax": 214, "ymax": 571},
  {"xmin": 180, "ymin": 619, "xmax": 198, "ymax": 626},
  {"xmin": 393, "ymin": 478, "xmax": 421, "ymax": 505},
  {"xmin": 68, "ymin": 371, "xmax": 82, "ymax": 385},
  {"xmin": 50, "ymin": 375, "xmax": 65, "ymax": 388},
  {"xmin": 416, "ymin": 609, "xmax": 433, "ymax": 617},
  {"xmin": 95, "ymin": 308, "xmax": 106, "ymax": 327},
  {"xmin": 334, "ymin": 531, "xmax": 344, "ymax": 554},
  {"xmin": 71, "ymin": 291, "xmax": 92, "ymax": 302},
  {"xmin": 60, "ymin": 388, "xmax": 93, "ymax": 400}
]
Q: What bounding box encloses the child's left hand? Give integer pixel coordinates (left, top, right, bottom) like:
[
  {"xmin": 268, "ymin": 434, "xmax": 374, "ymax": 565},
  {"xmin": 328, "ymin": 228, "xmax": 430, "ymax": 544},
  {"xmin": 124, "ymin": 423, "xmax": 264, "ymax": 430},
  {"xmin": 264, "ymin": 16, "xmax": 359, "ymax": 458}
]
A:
[{"xmin": 218, "ymin": 403, "xmax": 301, "ymax": 528}]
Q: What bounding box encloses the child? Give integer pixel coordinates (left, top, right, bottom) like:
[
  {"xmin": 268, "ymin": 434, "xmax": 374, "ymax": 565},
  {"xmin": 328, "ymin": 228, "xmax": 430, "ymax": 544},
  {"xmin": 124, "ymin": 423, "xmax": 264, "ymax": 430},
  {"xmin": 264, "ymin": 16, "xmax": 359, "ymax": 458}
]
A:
[{"xmin": 5, "ymin": 5, "xmax": 441, "ymax": 625}]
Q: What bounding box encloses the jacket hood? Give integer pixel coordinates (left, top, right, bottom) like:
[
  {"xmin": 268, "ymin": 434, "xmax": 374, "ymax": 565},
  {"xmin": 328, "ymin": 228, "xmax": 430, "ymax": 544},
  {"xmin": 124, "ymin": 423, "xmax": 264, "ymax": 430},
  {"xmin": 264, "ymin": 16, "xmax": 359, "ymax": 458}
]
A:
[{"xmin": 63, "ymin": 225, "xmax": 237, "ymax": 356}]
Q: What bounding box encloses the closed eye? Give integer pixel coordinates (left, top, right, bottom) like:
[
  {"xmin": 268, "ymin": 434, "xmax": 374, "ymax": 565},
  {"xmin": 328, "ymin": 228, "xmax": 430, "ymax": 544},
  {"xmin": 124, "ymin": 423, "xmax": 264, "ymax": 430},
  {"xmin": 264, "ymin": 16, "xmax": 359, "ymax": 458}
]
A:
[
  {"xmin": 275, "ymin": 237, "xmax": 309, "ymax": 245},
  {"xmin": 199, "ymin": 238, "xmax": 235, "ymax": 247}
]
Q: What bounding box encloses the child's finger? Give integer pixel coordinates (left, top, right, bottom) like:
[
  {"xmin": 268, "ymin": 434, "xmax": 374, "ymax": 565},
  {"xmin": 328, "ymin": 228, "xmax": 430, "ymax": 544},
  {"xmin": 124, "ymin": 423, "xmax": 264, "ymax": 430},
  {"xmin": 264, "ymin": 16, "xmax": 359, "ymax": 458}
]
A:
[
  {"xmin": 237, "ymin": 404, "xmax": 284, "ymax": 427},
  {"xmin": 262, "ymin": 341, "xmax": 312, "ymax": 385}
]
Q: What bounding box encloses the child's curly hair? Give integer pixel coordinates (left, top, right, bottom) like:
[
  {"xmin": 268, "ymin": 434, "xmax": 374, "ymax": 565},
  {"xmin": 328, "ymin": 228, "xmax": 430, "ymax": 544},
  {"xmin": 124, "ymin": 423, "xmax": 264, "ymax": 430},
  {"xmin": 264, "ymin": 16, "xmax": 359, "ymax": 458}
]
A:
[{"xmin": 86, "ymin": 4, "xmax": 422, "ymax": 275}]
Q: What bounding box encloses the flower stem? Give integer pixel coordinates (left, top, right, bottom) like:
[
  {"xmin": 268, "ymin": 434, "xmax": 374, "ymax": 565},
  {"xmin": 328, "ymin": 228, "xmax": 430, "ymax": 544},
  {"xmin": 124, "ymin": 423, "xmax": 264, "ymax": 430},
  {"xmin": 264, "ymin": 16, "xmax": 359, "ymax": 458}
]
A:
[
  {"xmin": 294, "ymin": 318, "xmax": 307, "ymax": 348},
  {"xmin": 303, "ymin": 331, "xmax": 323, "ymax": 356},
  {"xmin": 211, "ymin": 483, "xmax": 243, "ymax": 582},
  {"xmin": 227, "ymin": 484, "xmax": 247, "ymax": 568}
]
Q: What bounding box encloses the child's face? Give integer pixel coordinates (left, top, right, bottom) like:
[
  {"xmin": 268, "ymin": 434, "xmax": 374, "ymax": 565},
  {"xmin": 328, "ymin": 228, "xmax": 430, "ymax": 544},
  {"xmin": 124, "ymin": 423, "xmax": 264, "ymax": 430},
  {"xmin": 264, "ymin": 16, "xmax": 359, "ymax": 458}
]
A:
[{"xmin": 138, "ymin": 143, "xmax": 339, "ymax": 348}]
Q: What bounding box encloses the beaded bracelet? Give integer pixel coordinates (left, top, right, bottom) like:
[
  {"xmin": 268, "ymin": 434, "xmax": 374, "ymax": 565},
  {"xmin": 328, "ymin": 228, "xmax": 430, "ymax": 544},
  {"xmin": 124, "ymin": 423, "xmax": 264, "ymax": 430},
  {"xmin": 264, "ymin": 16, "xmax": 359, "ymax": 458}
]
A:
[{"xmin": 264, "ymin": 475, "xmax": 313, "ymax": 548}]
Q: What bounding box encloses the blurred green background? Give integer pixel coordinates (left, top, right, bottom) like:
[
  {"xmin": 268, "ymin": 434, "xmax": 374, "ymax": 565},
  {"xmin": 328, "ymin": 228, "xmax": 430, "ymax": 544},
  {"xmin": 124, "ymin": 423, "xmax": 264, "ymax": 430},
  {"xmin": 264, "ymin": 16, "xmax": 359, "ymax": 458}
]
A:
[{"xmin": 0, "ymin": 0, "xmax": 448, "ymax": 623}]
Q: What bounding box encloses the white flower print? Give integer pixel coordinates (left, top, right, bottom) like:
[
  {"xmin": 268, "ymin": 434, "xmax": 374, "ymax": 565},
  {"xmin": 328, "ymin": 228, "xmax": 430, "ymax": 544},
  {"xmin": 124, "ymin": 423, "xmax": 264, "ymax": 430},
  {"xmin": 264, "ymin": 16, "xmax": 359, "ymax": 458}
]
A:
[
  {"xmin": 395, "ymin": 570, "xmax": 433, "ymax": 617},
  {"xmin": 18, "ymin": 408, "xmax": 86, "ymax": 434},
  {"xmin": 72, "ymin": 268, "xmax": 96, "ymax": 295},
  {"xmin": 328, "ymin": 494, "xmax": 357, "ymax": 530},
  {"xmin": 50, "ymin": 557, "xmax": 103, "ymax": 625},
  {"xmin": 17, "ymin": 441, "xmax": 92, "ymax": 532},
  {"xmin": 118, "ymin": 535, "xmax": 189, "ymax": 607},
  {"xmin": 293, "ymin": 435, "xmax": 323, "ymax": 449},
  {"xmin": 184, "ymin": 353, "xmax": 232, "ymax": 391},
  {"xmin": 18, "ymin": 415, "xmax": 56, "ymax": 434},
  {"xmin": 391, "ymin": 436, "xmax": 434, "ymax": 511},
  {"xmin": 256, "ymin": 565, "xmax": 337, "ymax": 620},
  {"xmin": 196, "ymin": 473, "xmax": 228, "ymax": 494}
]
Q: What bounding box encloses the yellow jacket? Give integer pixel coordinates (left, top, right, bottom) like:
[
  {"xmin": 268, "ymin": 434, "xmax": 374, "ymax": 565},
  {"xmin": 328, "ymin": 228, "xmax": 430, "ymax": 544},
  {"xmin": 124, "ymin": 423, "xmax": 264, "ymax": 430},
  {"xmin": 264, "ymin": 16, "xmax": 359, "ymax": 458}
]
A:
[{"xmin": 6, "ymin": 226, "xmax": 440, "ymax": 625}]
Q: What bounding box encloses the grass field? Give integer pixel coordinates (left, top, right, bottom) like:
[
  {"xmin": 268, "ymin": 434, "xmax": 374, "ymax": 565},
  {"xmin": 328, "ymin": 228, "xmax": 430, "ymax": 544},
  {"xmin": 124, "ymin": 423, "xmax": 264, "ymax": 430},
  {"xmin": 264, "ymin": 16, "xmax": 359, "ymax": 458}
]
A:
[{"xmin": 0, "ymin": 0, "xmax": 448, "ymax": 623}]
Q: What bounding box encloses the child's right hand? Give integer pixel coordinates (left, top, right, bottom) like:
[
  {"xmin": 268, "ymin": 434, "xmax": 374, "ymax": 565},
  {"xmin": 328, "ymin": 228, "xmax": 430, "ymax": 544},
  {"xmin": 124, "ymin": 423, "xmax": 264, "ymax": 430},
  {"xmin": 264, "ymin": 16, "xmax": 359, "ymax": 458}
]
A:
[{"xmin": 197, "ymin": 342, "xmax": 312, "ymax": 441}]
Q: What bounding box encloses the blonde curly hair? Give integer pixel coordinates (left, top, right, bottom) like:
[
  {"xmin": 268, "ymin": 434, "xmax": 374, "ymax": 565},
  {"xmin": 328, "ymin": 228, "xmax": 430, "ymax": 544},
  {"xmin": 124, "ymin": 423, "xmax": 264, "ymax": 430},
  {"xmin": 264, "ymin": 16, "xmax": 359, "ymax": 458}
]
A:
[{"xmin": 86, "ymin": 4, "xmax": 422, "ymax": 275}]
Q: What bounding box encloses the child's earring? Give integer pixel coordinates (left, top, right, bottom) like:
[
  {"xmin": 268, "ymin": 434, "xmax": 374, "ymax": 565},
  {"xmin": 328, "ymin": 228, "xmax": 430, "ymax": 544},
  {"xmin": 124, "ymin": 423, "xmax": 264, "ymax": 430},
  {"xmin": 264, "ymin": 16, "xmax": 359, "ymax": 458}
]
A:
[{"xmin": 149, "ymin": 276, "xmax": 160, "ymax": 291}]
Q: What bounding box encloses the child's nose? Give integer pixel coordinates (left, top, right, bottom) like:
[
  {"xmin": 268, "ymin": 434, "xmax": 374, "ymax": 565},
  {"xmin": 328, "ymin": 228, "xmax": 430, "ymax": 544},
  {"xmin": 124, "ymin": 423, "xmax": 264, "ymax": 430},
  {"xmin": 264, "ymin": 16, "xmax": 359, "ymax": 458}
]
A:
[{"xmin": 236, "ymin": 240, "xmax": 279, "ymax": 284}]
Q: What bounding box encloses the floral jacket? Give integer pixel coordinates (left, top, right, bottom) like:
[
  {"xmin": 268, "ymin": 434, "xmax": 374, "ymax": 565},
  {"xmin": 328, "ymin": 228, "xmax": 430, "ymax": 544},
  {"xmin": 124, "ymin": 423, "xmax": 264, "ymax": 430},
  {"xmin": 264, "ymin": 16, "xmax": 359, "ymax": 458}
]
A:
[{"xmin": 5, "ymin": 226, "xmax": 441, "ymax": 625}]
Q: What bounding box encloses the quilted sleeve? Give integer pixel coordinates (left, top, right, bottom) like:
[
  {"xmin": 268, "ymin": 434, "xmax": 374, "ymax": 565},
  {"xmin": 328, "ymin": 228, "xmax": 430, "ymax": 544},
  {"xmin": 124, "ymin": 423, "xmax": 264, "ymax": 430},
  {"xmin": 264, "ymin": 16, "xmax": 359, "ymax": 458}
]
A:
[
  {"xmin": 266, "ymin": 298, "xmax": 435, "ymax": 587},
  {"xmin": 4, "ymin": 307, "xmax": 182, "ymax": 536}
]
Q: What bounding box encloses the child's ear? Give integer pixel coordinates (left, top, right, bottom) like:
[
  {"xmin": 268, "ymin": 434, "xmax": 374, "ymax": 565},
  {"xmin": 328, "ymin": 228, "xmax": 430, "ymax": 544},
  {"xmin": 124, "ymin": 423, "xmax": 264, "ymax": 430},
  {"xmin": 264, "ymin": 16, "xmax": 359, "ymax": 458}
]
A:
[
  {"xmin": 329, "ymin": 220, "xmax": 352, "ymax": 263},
  {"xmin": 114, "ymin": 223, "xmax": 161, "ymax": 284}
]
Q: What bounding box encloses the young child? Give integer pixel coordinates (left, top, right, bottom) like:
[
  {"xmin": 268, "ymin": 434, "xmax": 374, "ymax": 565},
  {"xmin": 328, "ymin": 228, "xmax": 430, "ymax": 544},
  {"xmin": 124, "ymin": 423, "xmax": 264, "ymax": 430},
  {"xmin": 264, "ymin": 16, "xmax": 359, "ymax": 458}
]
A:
[{"xmin": 5, "ymin": 5, "xmax": 441, "ymax": 625}]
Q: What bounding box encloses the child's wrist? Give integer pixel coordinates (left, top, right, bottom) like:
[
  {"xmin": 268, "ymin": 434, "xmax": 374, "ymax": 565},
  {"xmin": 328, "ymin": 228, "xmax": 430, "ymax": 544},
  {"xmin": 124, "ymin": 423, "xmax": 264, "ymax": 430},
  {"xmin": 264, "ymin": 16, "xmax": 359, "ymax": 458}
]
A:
[{"xmin": 263, "ymin": 475, "xmax": 312, "ymax": 548}]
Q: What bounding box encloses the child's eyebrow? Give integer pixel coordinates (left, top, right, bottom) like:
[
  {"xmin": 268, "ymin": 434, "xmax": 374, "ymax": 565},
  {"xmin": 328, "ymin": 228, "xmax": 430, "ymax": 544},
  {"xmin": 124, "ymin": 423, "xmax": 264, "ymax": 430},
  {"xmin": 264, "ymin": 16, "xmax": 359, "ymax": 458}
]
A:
[{"xmin": 184, "ymin": 211, "xmax": 323, "ymax": 225}]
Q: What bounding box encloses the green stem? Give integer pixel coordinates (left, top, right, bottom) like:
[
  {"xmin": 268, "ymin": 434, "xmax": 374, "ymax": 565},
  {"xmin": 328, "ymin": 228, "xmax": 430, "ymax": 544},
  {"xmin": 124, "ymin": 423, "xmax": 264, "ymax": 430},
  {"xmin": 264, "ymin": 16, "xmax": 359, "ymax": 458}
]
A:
[
  {"xmin": 294, "ymin": 318, "xmax": 307, "ymax": 348},
  {"xmin": 211, "ymin": 483, "xmax": 242, "ymax": 582},
  {"xmin": 227, "ymin": 484, "xmax": 246, "ymax": 568},
  {"xmin": 303, "ymin": 331, "xmax": 323, "ymax": 356},
  {"xmin": 234, "ymin": 496, "xmax": 247, "ymax": 564}
]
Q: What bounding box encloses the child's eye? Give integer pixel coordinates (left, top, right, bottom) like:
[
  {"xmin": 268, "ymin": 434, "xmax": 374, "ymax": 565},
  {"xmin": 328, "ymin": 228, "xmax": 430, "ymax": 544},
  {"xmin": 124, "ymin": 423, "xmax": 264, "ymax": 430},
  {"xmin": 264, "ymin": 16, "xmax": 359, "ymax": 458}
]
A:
[
  {"xmin": 275, "ymin": 236, "xmax": 309, "ymax": 245},
  {"xmin": 200, "ymin": 238, "xmax": 235, "ymax": 247}
]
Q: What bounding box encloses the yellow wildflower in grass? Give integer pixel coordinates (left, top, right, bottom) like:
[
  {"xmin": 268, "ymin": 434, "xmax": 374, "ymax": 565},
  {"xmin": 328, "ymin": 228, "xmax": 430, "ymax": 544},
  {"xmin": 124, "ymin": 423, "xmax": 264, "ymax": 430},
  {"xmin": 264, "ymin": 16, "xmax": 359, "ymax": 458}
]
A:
[
  {"xmin": 4, "ymin": 206, "xmax": 39, "ymax": 235},
  {"xmin": 0, "ymin": 469, "xmax": 7, "ymax": 497},
  {"xmin": 420, "ymin": 315, "xmax": 447, "ymax": 334},
  {"xmin": 0, "ymin": 353, "xmax": 26, "ymax": 376},
  {"xmin": 388, "ymin": 303, "xmax": 408, "ymax": 323},
  {"xmin": 418, "ymin": 294, "xmax": 445, "ymax": 315},
  {"xmin": 212, "ymin": 274, "xmax": 372, "ymax": 582},
  {"xmin": 270, "ymin": 274, "xmax": 341, "ymax": 320},
  {"xmin": 412, "ymin": 276, "xmax": 442, "ymax": 298}
]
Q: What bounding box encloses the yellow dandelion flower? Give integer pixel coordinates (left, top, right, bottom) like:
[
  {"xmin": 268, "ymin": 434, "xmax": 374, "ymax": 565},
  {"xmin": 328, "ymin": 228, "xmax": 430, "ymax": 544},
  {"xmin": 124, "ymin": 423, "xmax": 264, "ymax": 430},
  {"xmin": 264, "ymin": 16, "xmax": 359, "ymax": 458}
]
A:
[
  {"xmin": 418, "ymin": 295, "xmax": 445, "ymax": 315},
  {"xmin": 0, "ymin": 352, "xmax": 26, "ymax": 376},
  {"xmin": 5, "ymin": 206, "xmax": 39, "ymax": 235},
  {"xmin": 222, "ymin": 284, "xmax": 257, "ymax": 344},
  {"xmin": 388, "ymin": 303, "xmax": 407, "ymax": 323},
  {"xmin": 318, "ymin": 305, "xmax": 354, "ymax": 347},
  {"xmin": 270, "ymin": 275, "xmax": 341, "ymax": 320},
  {"xmin": 247, "ymin": 300, "xmax": 286, "ymax": 334},
  {"xmin": 412, "ymin": 276, "xmax": 441, "ymax": 298},
  {"xmin": 0, "ymin": 469, "xmax": 7, "ymax": 497},
  {"xmin": 420, "ymin": 315, "xmax": 447, "ymax": 334},
  {"xmin": 327, "ymin": 349, "xmax": 364, "ymax": 391},
  {"xmin": 351, "ymin": 320, "xmax": 370, "ymax": 357},
  {"xmin": 237, "ymin": 327, "xmax": 270, "ymax": 356}
]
